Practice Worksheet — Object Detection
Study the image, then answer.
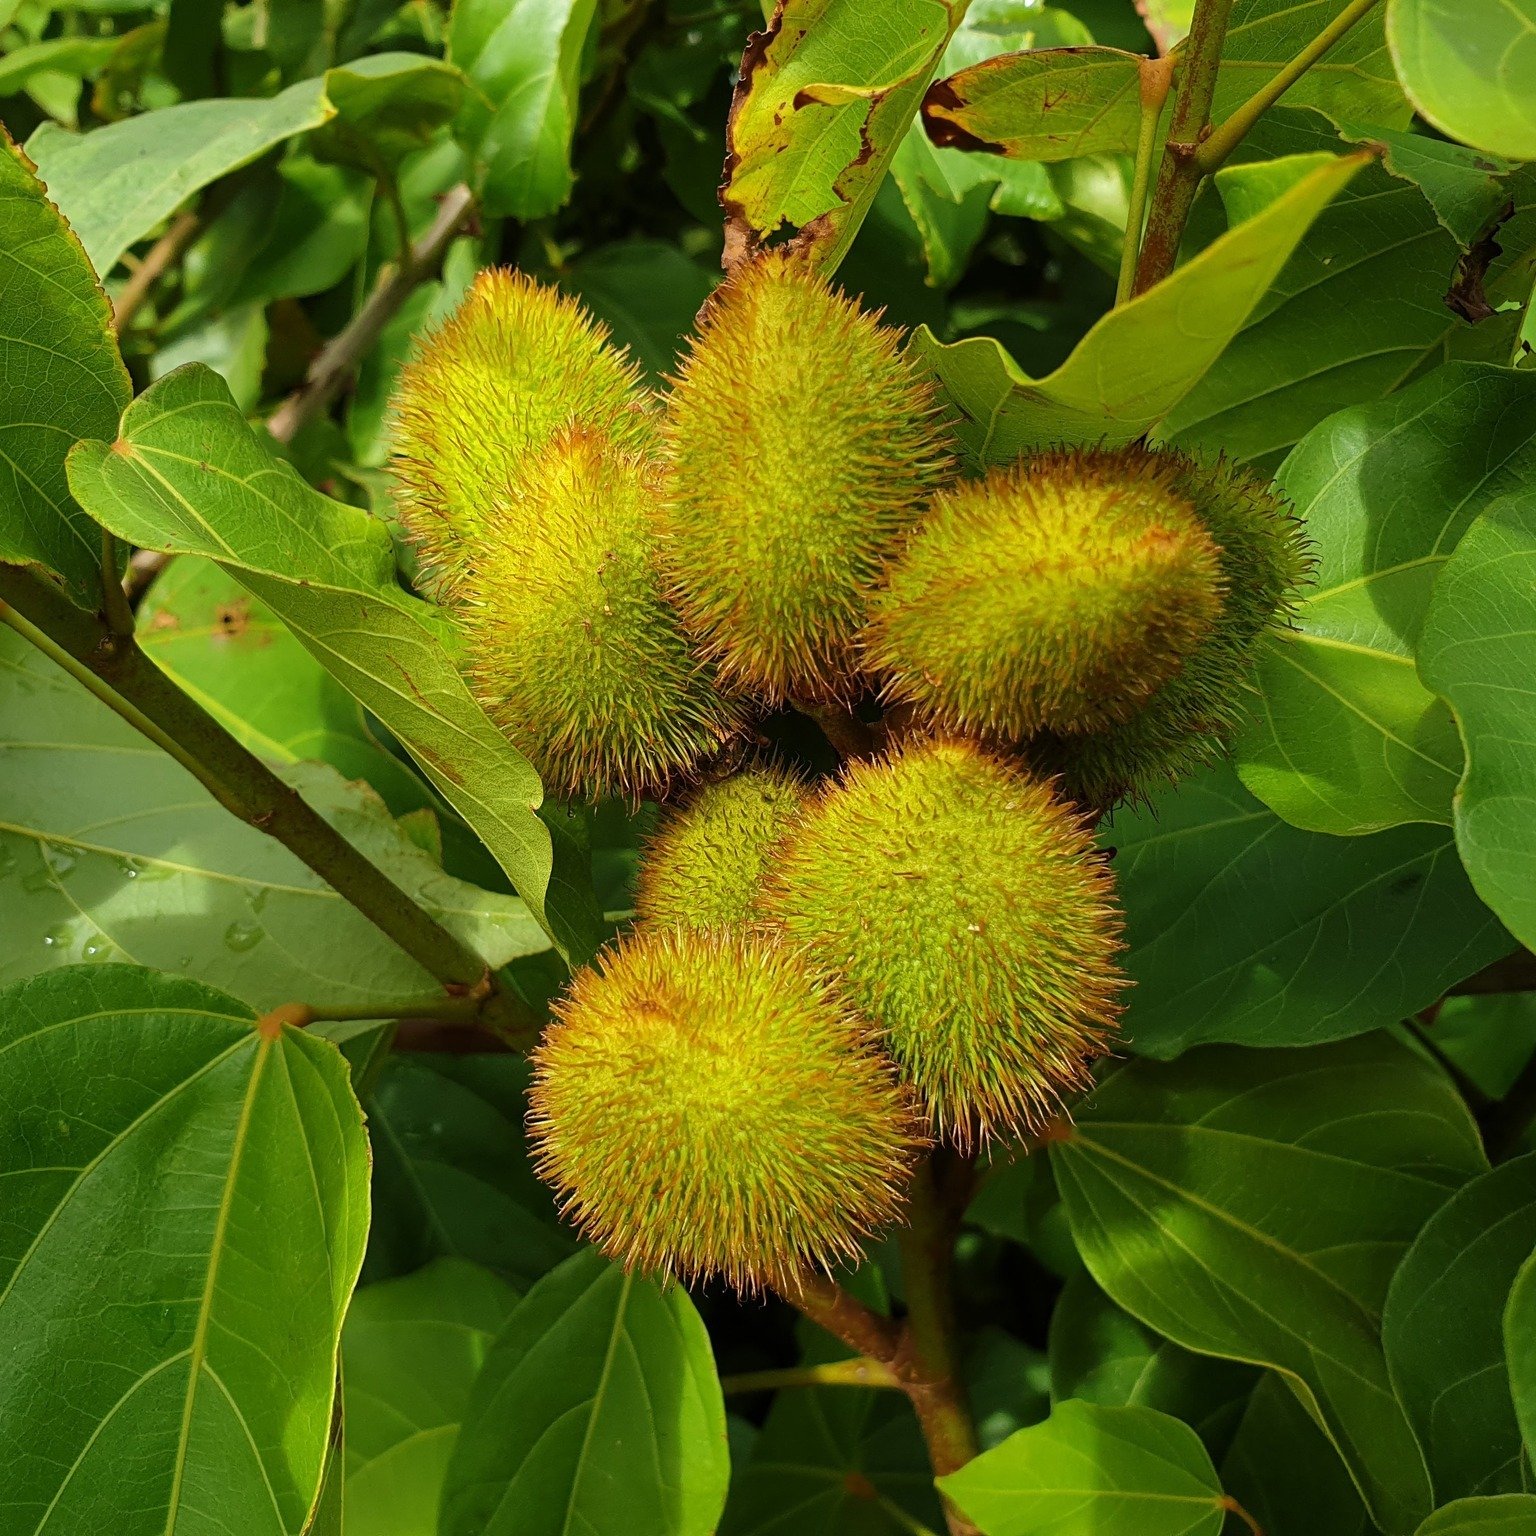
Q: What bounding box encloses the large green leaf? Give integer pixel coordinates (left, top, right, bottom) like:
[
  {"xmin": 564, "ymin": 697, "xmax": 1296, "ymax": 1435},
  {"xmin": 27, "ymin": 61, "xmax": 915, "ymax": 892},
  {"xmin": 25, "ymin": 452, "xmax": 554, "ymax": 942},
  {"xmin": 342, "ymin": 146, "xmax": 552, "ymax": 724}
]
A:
[
  {"xmin": 1382, "ymin": 1155, "xmax": 1536, "ymax": 1502},
  {"xmin": 1387, "ymin": 0, "xmax": 1536, "ymax": 161},
  {"xmin": 26, "ymin": 78, "xmax": 334, "ymax": 275},
  {"xmin": 1052, "ymin": 1035, "xmax": 1488, "ymax": 1533},
  {"xmin": 440, "ymin": 1249, "xmax": 729, "ymax": 1536},
  {"xmin": 911, "ymin": 149, "xmax": 1365, "ymax": 462},
  {"xmin": 720, "ymin": 0, "xmax": 968, "ymax": 273},
  {"xmin": 1107, "ymin": 759, "xmax": 1509, "ymax": 1058},
  {"xmin": 1164, "ymin": 115, "xmax": 1536, "ymax": 465},
  {"xmin": 1416, "ymin": 1498, "xmax": 1536, "ymax": 1536},
  {"xmin": 939, "ymin": 1400, "xmax": 1231, "ymax": 1536},
  {"xmin": 65, "ymin": 363, "xmax": 601, "ymax": 959},
  {"xmin": 363, "ymin": 1052, "xmax": 574, "ymax": 1289},
  {"xmin": 920, "ymin": 45, "xmax": 1144, "ymax": 164},
  {"xmin": 0, "ymin": 625, "xmax": 546, "ymax": 1009},
  {"xmin": 343, "ymin": 1259, "xmax": 522, "ymax": 1536},
  {"xmin": 1235, "ymin": 363, "xmax": 1536, "ymax": 834},
  {"xmin": 311, "ymin": 53, "xmax": 467, "ymax": 176},
  {"xmin": 1214, "ymin": 0, "xmax": 1408, "ymax": 128},
  {"xmin": 1046, "ymin": 1271, "xmax": 1255, "ymax": 1458},
  {"xmin": 1504, "ymin": 1249, "xmax": 1536, "ymax": 1463},
  {"xmin": 0, "ymin": 130, "xmax": 130, "ymax": 606},
  {"xmin": 1220, "ymin": 1374, "xmax": 1373, "ymax": 1536},
  {"xmin": 450, "ymin": 0, "xmax": 599, "ymax": 219},
  {"xmin": 0, "ymin": 964, "xmax": 368, "ymax": 1535},
  {"xmin": 1420, "ymin": 490, "xmax": 1536, "ymax": 950}
]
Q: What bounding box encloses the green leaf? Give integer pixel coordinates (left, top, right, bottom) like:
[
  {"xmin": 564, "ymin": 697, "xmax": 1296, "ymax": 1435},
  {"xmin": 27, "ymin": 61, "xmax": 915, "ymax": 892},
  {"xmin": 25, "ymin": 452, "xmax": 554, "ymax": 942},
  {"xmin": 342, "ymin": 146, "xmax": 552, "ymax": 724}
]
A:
[
  {"xmin": 1382, "ymin": 1155, "xmax": 1536, "ymax": 1501},
  {"xmin": 1046, "ymin": 1270, "xmax": 1255, "ymax": 1458},
  {"xmin": 65, "ymin": 363, "xmax": 601, "ymax": 960},
  {"xmin": 1214, "ymin": 0, "xmax": 1408, "ymax": 129},
  {"xmin": 363, "ymin": 1052, "xmax": 574, "ymax": 1289},
  {"xmin": 1221, "ymin": 1374, "xmax": 1373, "ymax": 1536},
  {"xmin": 1164, "ymin": 114, "xmax": 1536, "ymax": 466},
  {"xmin": 1387, "ymin": 0, "xmax": 1536, "ymax": 161},
  {"xmin": 440, "ymin": 1249, "xmax": 730, "ymax": 1536},
  {"xmin": 25, "ymin": 78, "xmax": 335, "ymax": 275},
  {"xmin": 911, "ymin": 149, "xmax": 1365, "ymax": 462},
  {"xmin": 720, "ymin": 0, "xmax": 969, "ymax": 273},
  {"xmin": 1235, "ymin": 362, "xmax": 1536, "ymax": 834},
  {"xmin": 1504, "ymin": 1248, "xmax": 1536, "ymax": 1461},
  {"xmin": 939, "ymin": 1400, "xmax": 1230, "ymax": 1536},
  {"xmin": 343, "ymin": 1259, "xmax": 522, "ymax": 1536},
  {"xmin": 311, "ymin": 52, "xmax": 467, "ymax": 175},
  {"xmin": 1415, "ymin": 1497, "xmax": 1536, "ymax": 1536},
  {"xmin": 0, "ymin": 130, "xmax": 130, "ymax": 606},
  {"xmin": 1051, "ymin": 1034, "xmax": 1488, "ymax": 1533},
  {"xmin": 1420, "ymin": 489, "xmax": 1536, "ymax": 950},
  {"xmin": 0, "ymin": 624, "xmax": 547, "ymax": 1010},
  {"xmin": 0, "ymin": 36, "xmax": 119, "ymax": 96},
  {"xmin": 450, "ymin": 0, "xmax": 600, "ymax": 220},
  {"xmin": 921, "ymin": 45, "xmax": 1144, "ymax": 164},
  {"xmin": 1108, "ymin": 759, "xmax": 1509, "ymax": 1057},
  {"xmin": 722, "ymin": 1346, "xmax": 943, "ymax": 1535},
  {"xmin": 0, "ymin": 964, "xmax": 369, "ymax": 1534}
]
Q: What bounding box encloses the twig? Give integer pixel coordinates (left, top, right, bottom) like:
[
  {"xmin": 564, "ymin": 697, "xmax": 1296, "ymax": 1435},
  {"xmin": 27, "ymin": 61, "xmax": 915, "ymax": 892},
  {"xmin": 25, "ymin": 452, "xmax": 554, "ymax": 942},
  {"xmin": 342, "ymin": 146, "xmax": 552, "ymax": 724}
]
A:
[
  {"xmin": 1116, "ymin": 54, "xmax": 1175, "ymax": 306},
  {"xmin": 779, "ymin": 1268, "xmax": 904, "ymax": 1361},
  {"xmin": 1479, "ymin": 1048, "xmax": 1536, "ymax": 1162},
  {"xmin": 720, "ymin": 1357, "xmax": 902, "ymax": 1394},
  {"xmin": 113, "ymin": 207, "xmax": 201, "ymax": 330},
  {"xmin": 792, "ymin": 697, "xmax": 880, "ymax": 759},
  {"xmin": 1195, "ymin": 0, "xmax": 1384, "ymax": 173},
  {"xmin": 1405, "ymin": 1011, "xmax": 1491, "ymax": 1112},
  {"xmin": 267, "ymin": 182, "xmax": 476, "ymax": 446},
  {"xmin": 1131, "ymin": 0, "xmax": 1234, "ymax": 295},
  {"xmin": 0, "ymin": 565, "xmax": 536, "ymax": 1038},
  {"xmin": 100, "ymin": 529, "xmax": 136, "ymax": 636}
]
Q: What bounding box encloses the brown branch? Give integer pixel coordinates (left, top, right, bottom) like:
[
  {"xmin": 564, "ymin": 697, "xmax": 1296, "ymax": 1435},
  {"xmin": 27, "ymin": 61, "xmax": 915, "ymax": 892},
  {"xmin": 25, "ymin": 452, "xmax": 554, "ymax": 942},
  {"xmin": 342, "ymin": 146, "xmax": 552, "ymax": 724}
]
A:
[
  {"xmin": 792, "ymin": 697, "xmax": 881, "ymax": 759},
  {"xmin": 266, "ymin": 182, "xmax": 476, "ymax": 446},
  {"xmin": 113, "ymin": 208, "xmax": 202, "ymax": 330}
]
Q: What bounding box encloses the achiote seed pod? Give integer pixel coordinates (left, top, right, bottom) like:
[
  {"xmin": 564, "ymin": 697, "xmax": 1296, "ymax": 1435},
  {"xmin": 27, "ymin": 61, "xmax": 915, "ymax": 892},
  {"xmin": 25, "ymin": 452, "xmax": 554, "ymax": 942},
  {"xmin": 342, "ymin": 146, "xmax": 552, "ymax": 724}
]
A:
[
  {"xmin": 529, "ymin": 927, "xmax": 924, "ymax": 1291},
  {"xmin": 763, "ymin": 737, "xmax": 1124, "ymax": 1148},
  {"xmin": 635, "ymin": 763, "xmax": 807, "ymax": 933},
  {"xmin": 389, "ymin": 269, "xmax": 650, "ymax": 598},
  {"xmin": 661, "ymin": 249, "xmax": 952, "ymax": 703},
  {"xmin": 864, "ymin": 446, "xmax": 1224, "ymax": 740},
  {"xmin": 1037, "ymin": 451, "xmax": 1310, "ymax": 807},
  {"xmin": 460, "ymin": 426, "xmax": 738, "ymax": 801}
]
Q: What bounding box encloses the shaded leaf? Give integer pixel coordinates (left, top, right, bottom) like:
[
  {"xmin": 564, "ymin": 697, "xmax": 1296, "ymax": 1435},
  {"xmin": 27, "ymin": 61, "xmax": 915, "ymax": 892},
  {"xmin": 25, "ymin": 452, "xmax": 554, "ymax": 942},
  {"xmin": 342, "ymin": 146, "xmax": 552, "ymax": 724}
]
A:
[
  {"xmin": 1235, "ymin": 362, "xmax": 1536, "ymax": 834},
  {"xmin": 0, "ymin": 129, "xmax": 129, "ymax": 606},
  {"xmin": 721, "ymin": 0, "xmax": 968, "ymax": 273},
  {"xmin": 0, "ymin": 625, "xmax": 547, "ymax": 1010},
  {"xmin": 440, "ymin": 1249, "xmax": 729, "ymax": 1536},
  {"xmin": 362, "ymin": 1052, "xmax": 574, "ymax": 1290},
  {"xmin": 939, "ymin": 1400, "xmax": 1230, "ymax": 1536},
  {"xmin": 1415, "ymin": 1497, "xmax": 1536, "ymax": 1536},
  {"xmin": 342, "ymin": 1259, "xmax": 522, "ymax": 1536},
  {"xmin": 911, "ymin": 149, "xmax": 1365, "ymax": 462},
  {"xmin": 0, "ymin": 964, "xmax": 368, "ymax": 1535},
  {"xmin": 1108, "ymin": 759, "xmax": 1509, "ymax": 1058},
  {"xmin": 65, "ymin": 363, "xmax": 600, "ymax": 959},
  {"xmin": 1504, "ymin": 1249, "xmax": 1536, "ymax": 1464},
  {"xmin": 450, "ymin": 0, "xmax": 599, "ymax": 220},
  {"xmin": 1387, "ymin": 0, "xmax": 1536, "ymax": 161},
  {"xmin": 1052, "ymin": 1034, "xmax": 1487, "ymax": 1532},
  {"xmin": 1420, "ymin": 489, "xmax": 1536, "ymax": 950},
  {"xmin": 312, "ymin": 52, "xmax": 467, "ymax": 175},
  {"xmin": 1383, "ymin": 1155, "xmax": 1536, "ymax": 1501}
]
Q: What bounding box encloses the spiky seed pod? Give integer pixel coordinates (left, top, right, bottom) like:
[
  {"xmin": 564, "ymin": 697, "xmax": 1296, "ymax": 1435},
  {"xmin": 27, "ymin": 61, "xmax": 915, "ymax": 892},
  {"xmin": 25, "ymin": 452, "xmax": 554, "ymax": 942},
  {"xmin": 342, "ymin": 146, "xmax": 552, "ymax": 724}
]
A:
[
  {"xmin": 865, "ymin": 447, "xmax": 1225, "ymax": 740},
  {"xmin": 529, "ymin": 927, "xmax": 924, "ymax": 1291},
  {"xmin": 660, "ymin": 248, "xmax": 953, "ymax": 703},
  {"xmin": 460, "ymin": 426, "xmax": 739, "ymax": 801},
  {"xmin": 762, "ymin": 737, "xmax": 1124, "ymax": 1148},
  {"xmin": 1036, "ymin": 452, "xmax": 1311, "ymax": 808},
  {"xmin": 635, "ymin": 763, "xmax": 808, "ymax": 933},
  {"xmin": 389, "ymin": 269, "xmax": 650, "ymax": 598}
]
